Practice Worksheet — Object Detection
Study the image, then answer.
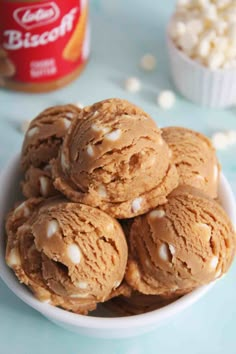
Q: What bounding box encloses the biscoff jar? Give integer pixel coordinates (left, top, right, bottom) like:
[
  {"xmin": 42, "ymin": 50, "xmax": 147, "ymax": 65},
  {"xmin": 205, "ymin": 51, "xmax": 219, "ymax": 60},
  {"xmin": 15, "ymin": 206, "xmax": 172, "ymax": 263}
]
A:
[{"xmin": 0, "ymin": 0, "xmax": 90, "ymax": 92}]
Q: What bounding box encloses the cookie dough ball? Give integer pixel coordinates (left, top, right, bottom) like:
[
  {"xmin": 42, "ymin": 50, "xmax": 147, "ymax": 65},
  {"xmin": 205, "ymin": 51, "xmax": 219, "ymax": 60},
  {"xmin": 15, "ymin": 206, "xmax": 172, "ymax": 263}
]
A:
[
  {"xmin": 6, "ymin": 198, "xmax": 128, "ymax": 314},
  {"xmin": 52, "ymin": 98, "xmax": 178, "ymax": 218},
  {"xmin": 162, "ymin": 127, "xmax": 220, "ymax": 198},
  {"xmin": 21, "ymin": 104, "xmax": 81, "ymax": 198},
  {"xmin": 125, "ymin": 186, "xmax": 235, "ymax": 295}
]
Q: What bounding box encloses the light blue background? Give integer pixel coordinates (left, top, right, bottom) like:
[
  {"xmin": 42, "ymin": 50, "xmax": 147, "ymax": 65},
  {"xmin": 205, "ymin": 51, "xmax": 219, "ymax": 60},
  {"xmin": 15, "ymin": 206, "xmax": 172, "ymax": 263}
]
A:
[{"xmin": 1, "ymin": 1, "xmax": 236, "ymax": 353}]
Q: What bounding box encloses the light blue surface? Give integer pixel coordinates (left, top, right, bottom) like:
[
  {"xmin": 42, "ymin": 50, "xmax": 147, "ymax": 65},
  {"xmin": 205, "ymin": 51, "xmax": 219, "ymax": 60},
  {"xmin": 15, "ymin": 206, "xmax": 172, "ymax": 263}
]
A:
[{"xmin": 1, "ymin": 1, "xmax": 236, "ymax": 353}]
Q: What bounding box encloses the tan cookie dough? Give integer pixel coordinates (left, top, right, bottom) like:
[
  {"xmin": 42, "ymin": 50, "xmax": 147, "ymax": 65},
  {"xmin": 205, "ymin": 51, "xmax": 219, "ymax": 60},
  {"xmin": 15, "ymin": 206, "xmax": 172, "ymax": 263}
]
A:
[
  {"xmin": 125, "ymin": 186, "xmax": 235, "ymax": 295},
  {"xmin": 162, "ymin": 127, "xmax": 220, "ymax": 198},
  {"xmin": 6, "ymin": 198, "xmax": 128, "ymax": 314},
  {"xmin": 52, "ymin": 98, "xmax": 179, "ymax": 218},
  {"xmin": 21, "ymin": 104, "xmax": 81, "ymax": 198}
]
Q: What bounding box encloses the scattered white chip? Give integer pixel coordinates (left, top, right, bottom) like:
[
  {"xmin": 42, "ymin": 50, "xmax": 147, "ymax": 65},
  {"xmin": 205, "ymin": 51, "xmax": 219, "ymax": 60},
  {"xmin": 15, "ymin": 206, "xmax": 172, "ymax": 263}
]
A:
[
  {"xmin": 149, "ymin": 209, "xmax": 165, "ymax": 219},
  {"xmin": 131, "ymin": 197, "xmax": 143, "ymax": 213},
  {"xmin": 157, "ymin": 90, "xmax": 176, "ymax": 110},
  {"xmin": 210, "ymin": 256, "xmax": 219, "ymax": 269},
  {"xmin": 61, "ymin": 151, "xmax": 69, "ymax": 170},
  {"xmin": 42, "ymin": 299, "xmax": 51, "ymax": 304},
  {"xmin": 65, "ymin": 112, "xmax": 74, "ymax": 119},
  {"xmin": 203, "ymin": 4, "xmax": 218, "ymax": 21},
  {"xmin": 98, "ymin": 184, "xmax": 107, "ymax": 198},
  {"xmin": 124, "ymin": 77, "xmax": 141, "ymax": 93},
  {"xmin": 39, "ymin": 176, "xmax": 49, "ymax": 197},
  {"xmin": 177, "ymin": 0, "xmax": 191, "ymax": 7},
  {"xmin": 67, "ymin": 244, "xmax": 81, "ymax": 264},
  {"xmin": 106, "ymin": 223, "xmax": 114, "ymax": 232},
  {"xmin": 14, "ymin": 202, "xmax": 30, "ymax": 217},
  {"xmin": 113, "ymin": 280, "xmax": 121, "ymax": 289},
  {"xmin": 213, "ymin": 164, "xmax": 219, "ymax": 182},
  {"xmin": 91, "ymin": 124, "xmax": 110, "ymax": 134},
  {"xmin": 27, "ymin": 126, "xmax": 39, "ymax": 138},
  {"xmin": 75, "ymin": 102, "xmax": 84, "ymax": 109},
  {"xmin": 70, "ymin": 293, "xmax": 88, "ymax": 298},
  {"xmin": 47, "ymin": 220, "xmax": 59, "ymax": 238},
  {"xmin": 75, "ymin": 281, "xmax": 88, "ymax": 289},
  {"xmin": 86, "ymin": 144, "xmax": 94, "ymax": 157},
  {"xmin": 63, "ymin": 118, "xmax": 71, "ymax": 130},
  {"xmin": 140, "ymin": 54, "xmax": 157, "ymax": 71},
  {"xmin": 20, "ymin": 120, "xmax": 31, "ymax": 134},
  {"xmin": 168, "ymin": 244, "xmax": 176, "ymax": 256},
  {"xmin": 195, "ymin": 222, "xmax": 211, "ymax": 241},
  {"xmin": 158, "ymin": 243, "xmax": 169, "ymax": 261},
  {"xmin": 178, "ymin": 32, "xmax": 198, "ymax": 54},
  {"xmin": 7, "ymin": 248, "xmax": 21, "ymax": 267},
  {"xmin": 104, "ymin": 129, "xmax": 121, "ymax": 141}
]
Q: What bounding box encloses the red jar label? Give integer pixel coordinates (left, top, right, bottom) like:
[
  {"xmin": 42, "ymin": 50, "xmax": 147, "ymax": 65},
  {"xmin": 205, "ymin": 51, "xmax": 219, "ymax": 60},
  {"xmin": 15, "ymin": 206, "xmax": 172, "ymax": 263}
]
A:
[{"xmin": 0, "ymin": 0, "xmax": 89, "ymax": 84}]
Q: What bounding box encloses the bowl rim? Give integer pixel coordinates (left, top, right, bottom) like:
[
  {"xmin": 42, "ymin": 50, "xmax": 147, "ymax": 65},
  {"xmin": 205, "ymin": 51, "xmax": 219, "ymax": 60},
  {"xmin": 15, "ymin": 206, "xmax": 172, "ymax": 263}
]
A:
[
  {"xmin": 0, "ymin": 154, "xmax": 235, "ymax": 330},
  {"xmin": 166, "ymin": 21, "xmax": 236, "ymax": 74}
]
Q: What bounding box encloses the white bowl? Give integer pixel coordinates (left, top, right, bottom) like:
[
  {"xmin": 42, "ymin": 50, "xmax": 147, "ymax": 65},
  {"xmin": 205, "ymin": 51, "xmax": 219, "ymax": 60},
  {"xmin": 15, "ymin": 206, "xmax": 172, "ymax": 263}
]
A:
[
  {"xmin": 166, "ymin": 30, "xmax": 236, "ymax": 108},
  {"xmin": 0, "ymin": 154, "xmax": 235, "ymax": 338}
]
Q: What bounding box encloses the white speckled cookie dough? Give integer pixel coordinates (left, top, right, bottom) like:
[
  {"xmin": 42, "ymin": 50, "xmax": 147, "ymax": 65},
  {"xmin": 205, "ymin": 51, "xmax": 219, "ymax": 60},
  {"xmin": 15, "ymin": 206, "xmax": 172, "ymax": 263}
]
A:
[
  {"xmin": 21, "ymin": 104, "xmax": 81, "ymax": 198},
  {"xmin": 52, "ymin": 98, "xmax": 179, "ymax": 218},
  {"xmin": 125, "ymin": 186, "xmax": 235, "ymax": 295},
  {"xmin": 162, "ymin": 127, "xmax": 220, "ymax": 198},
  {"xmin": 5, "ymin": 198, "xmax": 128, "ymax": 314}
]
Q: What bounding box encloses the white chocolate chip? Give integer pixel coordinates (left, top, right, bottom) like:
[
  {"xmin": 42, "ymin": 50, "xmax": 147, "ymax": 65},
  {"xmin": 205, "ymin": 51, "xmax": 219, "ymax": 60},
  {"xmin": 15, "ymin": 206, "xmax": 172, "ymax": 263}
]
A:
[
  {"xmin": 195, "ymin": 222, "xmax": 211, "ymax": 241},
  {"xmin": 168, "ymin": 244, "xmax": 176, "ymax": 256},
  {"xmin": 63, "ymin": 118, "xmax": 71, "ymax": 130},
  {"xmin": 195, "ymin": 174, "xmax": 205, "ymax": 181},
  {"xmin": 124, "ymin": 77, "xmax": 141, "ymax": 93},
  {"xmin": 104, "ymin": 129, "xmax": 122, "ymax": 141},
  {"xmin": 113, "ymin": 280, "xmax": 121, "ymax": 289},
  {"xmin": 75, "ymin": 281, "xmax": 88, "ymax": 289},
  {"xmin": 203, "ymin": 4, "xmax": 217, "ymax": 21},
  {"xmin": 157, "ymin": 90, "xmax": 176, "ymax": 110},
  {"xmin": 210, "ymin": 256, "xmax": 219, "ymax": 269},
  {"xmin": 7, "ymin": 248, "xmax": 21, "ymax": 267},
  {"xmin": 97, "ymin": 184, "xmax": 107, "ymax": 198},
  {"xmin": 86, "ymin": 144, "xmax": 94, "ymax": 156},
  {"xmin": 131, "ymin": 197, "xmax": 143, "ymax": 213},
  {"xmin": 27, "ymin": 126, "xmax": 39, "ymax": 138},
  {"xmin": 158, "ymin": 243, "xmax": 169, "ymax": 261},
  {"xmin": 75, "ymin": 102, "xmax": 84, "ymax": 109},
  {"xmin": 39, "ymin": 176, "xmax": 49, "ymax": 197},
  {"xmin": 42, "ymin": 299, "xmax": 51, "ymax": 304},
  {"xmin": 65, "ymin": 112, "xmax": 74, "ymax": 119},
  {"xmin": 47, "ymin": 220, "xmax": 59, "ymax": 238},
  {"xmin": 140, "ymin": 54, "xmax": 157, "ymax": 71},
  {"xmin": 70, "ymin": 293, "xmax": 88, "ymax": 298},
  {"xmin": 106, "ymin": 223, "xmax": 114, "ymax": 232},
  {"xmin": 61, "ymin": 151, "xmax": 69, "ymax": 171},
  {"xmin": 67, "ymin": 244, "xmax": 81, "ymax": 264},
  {"xmin": 14, "ymin": 202, "xmax": 30, "ymax": 217},
  {"xmin": 20, "ymin": 120, "xmax": 31, "ymax": 134},
  {"xmin": 92, "ymin": 111, "xmax": 99, "ymax": 118},
  {"xmin": 91, "ymin": 124, "xmax": 110, "ymax": 134},
  {"xmin": 149, "ymin": 209, "xmax": 165, "ymax": 219}
]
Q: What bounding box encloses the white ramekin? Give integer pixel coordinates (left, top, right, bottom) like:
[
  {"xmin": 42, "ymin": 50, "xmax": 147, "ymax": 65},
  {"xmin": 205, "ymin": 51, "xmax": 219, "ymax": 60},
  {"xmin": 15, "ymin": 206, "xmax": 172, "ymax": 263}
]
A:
[
  {"xmin": 0, "ymin": 154, "xmax": 235, "ymax": 338},
  {"xmin": 166, "ymin": 29, "xmax": 236, "ymax": 108}
]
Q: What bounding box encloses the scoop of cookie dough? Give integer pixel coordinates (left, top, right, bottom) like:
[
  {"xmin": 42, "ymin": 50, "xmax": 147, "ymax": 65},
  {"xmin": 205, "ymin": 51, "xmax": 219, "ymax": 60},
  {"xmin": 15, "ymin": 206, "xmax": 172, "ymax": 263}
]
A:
[
  {"xmin": 52, "ymin": 98, "xmax": 178, "ymax": 218},
  {"xmin": 21, "ymin": 104, "xmax": 81, "ymax": 198},
  {"xmin": 162, "ymin": 127, "xmax": 220, "ymax": 198},
  {"xmin": 6, "ymin": 198, "xmax": 128, "ymax": 314},
  {"xmin": 125, "ymin": 186, "xmax": 235, "ymax": 295}
]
